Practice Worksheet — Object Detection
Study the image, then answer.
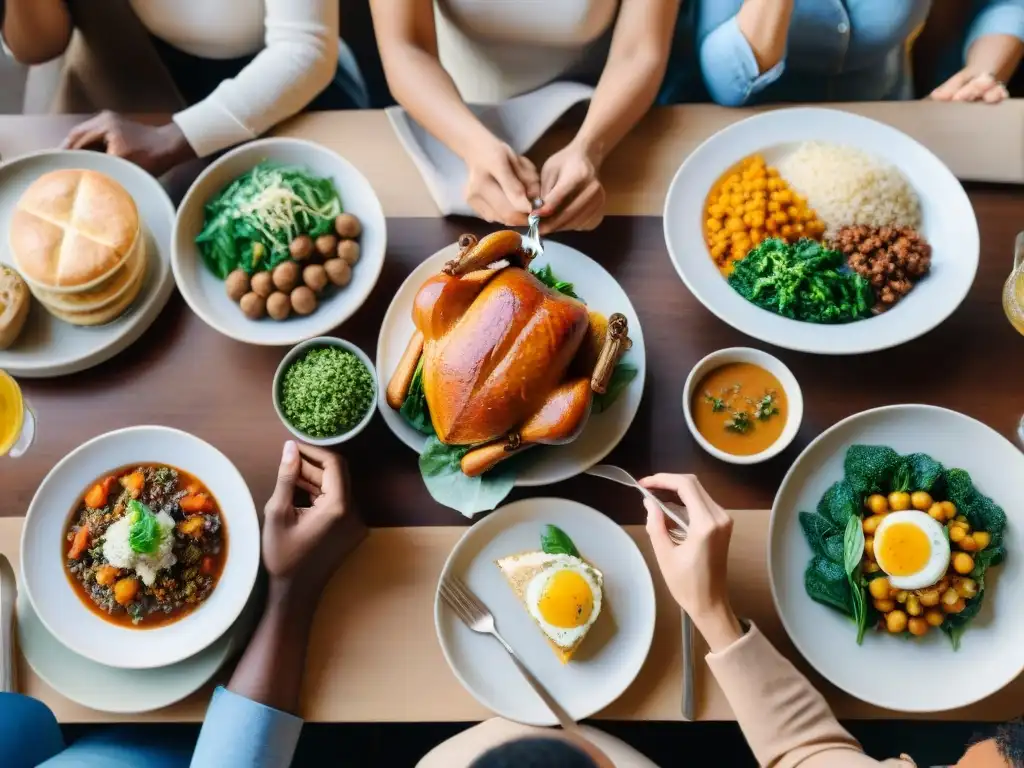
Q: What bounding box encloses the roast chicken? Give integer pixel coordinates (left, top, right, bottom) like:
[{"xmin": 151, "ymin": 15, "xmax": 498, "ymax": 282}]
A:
[{"xmin": 386, "ymin": 230, "xmax": 630, "ymax": 477}]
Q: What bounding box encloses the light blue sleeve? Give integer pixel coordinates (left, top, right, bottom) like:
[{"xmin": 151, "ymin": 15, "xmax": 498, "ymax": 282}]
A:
[
  {"xmin": 190, "ymin": 687, "xmax": 304, "ymax": 768},
  {"xmin": 964, "ymin": 0, "xmax": 1024, "ymax": 60},
  {"xmin": 698, "ymin": 15, "xmax": 786, "ymax": 106}
]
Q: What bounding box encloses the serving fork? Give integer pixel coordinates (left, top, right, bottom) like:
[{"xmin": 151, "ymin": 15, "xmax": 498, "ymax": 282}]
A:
[
  {"xmin": 439, "ymin": 574, "xmax": 582, "ymax": 734},
  {"xmin": 522, "ymin": 198, "xmax": 545, "ymax": 259},
  {"xmin": 584, "ymin": 464, "xmax": 695, "ymax": 719}
]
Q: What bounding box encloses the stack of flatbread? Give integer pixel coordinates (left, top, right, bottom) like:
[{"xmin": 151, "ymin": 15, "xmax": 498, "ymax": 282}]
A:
[{"xmin": 8, "ymin": 169, "xmax": 146, "ymax": 326}]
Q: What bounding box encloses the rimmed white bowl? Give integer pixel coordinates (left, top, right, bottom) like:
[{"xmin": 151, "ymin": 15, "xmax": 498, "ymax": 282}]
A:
[
  {"xmin": 663, "ymin": 108, "xmax": 978, "ymax": 355},
  {"xmin": 770, "ymin": 405, "xmax": 1024, "ymax": 712},
  {"xmin": 172, "ymin": 137, "xmax": 386, "ymax": 346},
  {"xmin": 273, "ymin": 336, "xmax": 377, "ymax": 446},
  {"xmin": 21, "ymin": 426, "xmax": 260, "ymax": 669},
  {"xmin": 683, "ymin": 347, "xmax": 803, "ymax": 465}
]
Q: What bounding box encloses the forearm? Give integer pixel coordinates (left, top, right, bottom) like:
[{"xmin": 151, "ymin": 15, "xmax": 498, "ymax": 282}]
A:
[
  {"xmin": 228, "ymin": 581, "xmax": 316, "ymax": 715},
  {"xmin": 735, "ymin": 0, "xmax": 794, "ymax": 73},
  {"xmin": 382, "ymin": 43, "xmax": 499, "ymax": 162},
  {"xmin": 2, "ymin": 0, "xmax": 72, "ymax": 65},
  {"xmin": 967, "ymin": 33, "xmax": 1024, "ymax": 80}
]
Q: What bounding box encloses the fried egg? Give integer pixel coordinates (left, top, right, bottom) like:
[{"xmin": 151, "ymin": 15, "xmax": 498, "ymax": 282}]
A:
[
  {"xmin": 874, "ymin": 510, "xmax": 950, "ymax": 590},
  {"xmin": 496, "ymin": 552, "xmax": 603, "ymax": 653}
]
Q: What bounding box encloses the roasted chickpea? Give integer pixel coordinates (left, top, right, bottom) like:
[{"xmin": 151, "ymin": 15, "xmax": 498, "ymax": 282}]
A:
[
  {"xmin": 924, "ymin": 609, "xmax": 945, "ymax": 627},
  {"xmin": 863, "ymin": 561, "xmax": 881, "ymax": 574},
  {"xmin": 888, "ymin": 491, "xmax": 911, "ymax": 511},
  {"xmin": 927, "ymin": 503, "xmax": 946, "ymax": 522},
  {"xmin": 958, "ymin": 535, "xmax": 978, "ymax": 552},
  {"xmin": 303, "ymin": 264, "xmax": 329, "ymax": 294},
  {"xmin": 272, "ymin": 261, "xmax": 300, "ymax": 293},
  {"xmin": 941, "ymin": 588, "xmax": 960, "ymax": 607},
  {"xmin": 907, "ymin": 617, "xmax": 929, "ymax": 637},
  {"xmin": 290, "ymin": 234, "xmax": 314, "ymax": 261},
  {"xmin": 250, "ymin": 271, "xmax": 273, "ymax": 298},
  {"xmin": 315, "ymin": 234, "xmax": 338, "ymax": 258},
  {"xmin": 267, "ymin": 292, "xmax": 291, "ymax": 321},
  {"xmin": 895, "ymin": 590, "xmax": 909, "ymax": 604},
  {"xmin": 866, "ymin": 494, "xmax": 889, "ymax": 515},
  {"xmin": 225, "ymin": 269, "xmax": 250, "ymax": 302},
  {"xmin": 918, "ymin": 589, "xmax": 940, "ymax": 607},
  {"xmin": 955, "ymin": 514, "xmax": 968, "ymax": 524},
  {"xmin": 337, "ymin": 239, "xmax": 360, "ymax": 265},
  {"xmin": 973, "ymin": 531, "xmax": 991, "ymax": 550},
  {"xmin": 911, "ymin": 491, "xmax": 933, "ymax": 511},
  {"xmin": 940, "ymin": 501, "xmax": 957, "ymax": 519},
  {"xmin": 862, "ymin": 515, "xmax": 885, "ymax": 535},
  {"xmin": 868, "ymin": 577, "xmax": 890, "ymax": 600},
  {"xmin": 291, "ymin": 285, "xmax": 317, "ymax": 316},
  {"xmin": 334, "ymin": 212, "xmax": 362, "ymax": 239},
  {"xmin": 324, "ymin": 258, "xmax": 352, "ymax": 287},
  {"xmin": 949, "ymin": 524, "xmax": 967, "ymax": 544},
  {"xmin": 905, "ymin": 595, "xmax": 923, "ymax": 617},
  {"xmin": 954, "ymin": 578, "xmax": 978, "ymax": 599},
  {"xmin": 239, "ymin": 291, "xmax": 267, "ymax": 319},
  {"xmin": 952, "ymin": 552, "xmax": 975, "ymax": 575},
  {"xmin": 873, "ymin": 598, "xmax": 896, "ymax": 613},
  {"xmin": 943, "ymin": 598, "xmax": 967, "ymax": 614},
  {"xmin": 886, "ymin": 610, "xmax": 908, "ymax": 634},
  {"xmin": 864, "ymin": 536, "xmax": 875, "ymax": 560}
]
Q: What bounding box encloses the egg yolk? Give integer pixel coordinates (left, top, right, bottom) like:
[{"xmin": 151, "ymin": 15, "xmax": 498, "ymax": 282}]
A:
[
  {"xmin": 538, "ymin": 570, "xmax": 594, "ymax": 628},
  {"xmin": 877, "ymin": 521, "xmax": 931, "ymax": 576}
]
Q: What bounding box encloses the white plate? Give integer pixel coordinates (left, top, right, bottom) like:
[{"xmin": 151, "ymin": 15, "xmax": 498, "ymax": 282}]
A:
[
  {"xmin": 21, "ymin": 426, "xmax": 260, "ymax": 670},
  {"xmin": 0, "ymin": 151, "xmax": 176, "ymax": 377},
  {"xmin": 17, "ymin": 580, "xmax": 259, "ymax": 714},
  {"xmin": 769, "ymin": 405, "xmax": 1024, "ymax": 712},
  {"xmin": 375, "ymin": 240, "xmax": 646, "ymax": 486},
  {"xmin": 435, "ymin": 497, "xmax": 656, "ymax": 725},
  {"xmin": 663, "ymin": 108, "xmax": 979, "ymax": 355},
  {"xmin": 173, "ymin": 137, "xmax": 386, "ymax": 346}
]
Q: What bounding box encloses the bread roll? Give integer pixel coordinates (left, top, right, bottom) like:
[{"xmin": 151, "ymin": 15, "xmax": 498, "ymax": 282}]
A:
[
  {"xmin": 45, "ymin": 266, "xmax": 146, "ymax": 327},
  {"xmin": 0, "ymin": 265, "xmax": 30, "ymax": 349},
  {"xmin": 28, "ymin": 237, "xmax": 147, "ymax": 314}
]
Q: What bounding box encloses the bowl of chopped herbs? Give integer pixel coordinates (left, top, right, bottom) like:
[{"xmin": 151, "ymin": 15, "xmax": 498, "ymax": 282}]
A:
[{"xmin": 273, "ymin": 337, "xmax": 377, "ymax": 445}]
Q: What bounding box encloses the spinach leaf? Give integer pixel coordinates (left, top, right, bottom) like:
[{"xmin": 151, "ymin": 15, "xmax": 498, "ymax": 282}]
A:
[
  {"xmin": 541, "ymin": 525, "xmax": 580, "ymax": 557},
  {"xmin": 418, "ymin": 436, "xmax": 516, "ymax": 517},
  {"xmin": 399, "ymin": 358, "xmax": 435, "ymax": 436},
  {"xmin": 592, "ymin": 364, "xmax": 638, "ymax": 415},
  {"xmin": 530, "ymin": 264, "xmax": 581, "ymax": 300},
  {"xmin": 906, "ymin": 453, "xmax": 944, "ymax": 493},
  {"xmin": 843, "ymin": 445, "xmax": 900, "ymax": 496},
  {"xmin": 128, "ymin": 500, "xmax": 161, "ymax": 555},
  {"xmin": 843, "ymin": 514, "xmax": 868, "ymax": 644},
  {"xmin": 798, "ymin": 511, "xmax": 837, "ymax": 558},
  {"xmin": 942, "ymin": 589, "xmax": 986, "ymax": 651},
  {"xmin": 816, "ymin": 480, "xmax": 859, "ymax": 528},
  {"xmin": 944, "ymin": 468, "xmax": 1007, "ymax": 546},
  {"xmin": 805, "ymin": 557, "xmax": 853, "ymax": 615},
  {"xmin": 971, "ymin": 547, "xmax": 1004, "ymax": 589}
]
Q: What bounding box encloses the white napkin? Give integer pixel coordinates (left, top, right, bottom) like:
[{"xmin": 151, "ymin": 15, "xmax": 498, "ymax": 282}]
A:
[{"xmin": 385, "ymin": 81, "xmax": 595, "ymax": 216}]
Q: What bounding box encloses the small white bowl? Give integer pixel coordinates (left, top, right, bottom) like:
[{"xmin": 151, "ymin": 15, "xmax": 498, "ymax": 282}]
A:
[
  {"xmin": 20, "ymin": 426, "xmax": 260, "ymax": 669},
  {"xmin": 682, "ymin": 347, "xmax": 803, "ymax": 465},
  {"xmin": 273, "ymin": 336, "xmax": 377, "ymax": 446}
]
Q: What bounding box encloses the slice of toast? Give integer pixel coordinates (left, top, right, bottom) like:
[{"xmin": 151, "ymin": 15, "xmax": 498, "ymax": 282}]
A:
[{"xmin": 495, "ymin": 551, "xmax": 601, "ymax": 664}]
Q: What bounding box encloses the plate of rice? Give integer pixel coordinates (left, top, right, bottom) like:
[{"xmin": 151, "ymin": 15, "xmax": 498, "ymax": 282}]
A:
[{"xmin": 663, "ymin": 108, "xmax": 979, "ymax": 355}]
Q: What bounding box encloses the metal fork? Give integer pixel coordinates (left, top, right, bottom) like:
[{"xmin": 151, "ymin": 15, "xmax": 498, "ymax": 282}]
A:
[
  {"xmin": 522, "ymin": 197, "xmax": 545, "ymax": 258},
  {"xmin": 439, "ymin": 575, "xmax": 581, "ymax": 733}
]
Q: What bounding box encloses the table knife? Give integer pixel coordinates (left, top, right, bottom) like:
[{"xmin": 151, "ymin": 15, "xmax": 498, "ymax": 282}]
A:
[
  {"xmin": 0, "ymin": 554, "xmax": 16, "ymax": 693},
  {"xmin": 681, "ymin": 610, "xmax": 694, "ymax": 720}
]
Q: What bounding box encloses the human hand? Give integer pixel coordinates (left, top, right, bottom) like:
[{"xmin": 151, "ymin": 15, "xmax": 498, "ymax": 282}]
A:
[
  {"xmin": 640, "ymin": 473, "xmax": 744, "ymax": 653},
  {"xmin": 263, "ymin": 441, "xmax": 364, "ymax": 604},
  {"xmin": 62, "ymin": 112, "xmax": 196, "ymax": 177},
  {"xmin": 930, "ymin": 69, "xmax": 1010, "ymax": 104},
  {"xmin": 464, "ymin": 140, "xmax": 540, "ymax": 226},
  {"xmin": 536, "ymin": 142, "xmax": 606, "ymax": 236}
]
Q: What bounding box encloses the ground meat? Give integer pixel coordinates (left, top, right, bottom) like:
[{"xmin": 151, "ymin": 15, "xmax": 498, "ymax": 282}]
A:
[{"xmin": 829, "ymin": 225, "xmax": 932, "ymax": 314}]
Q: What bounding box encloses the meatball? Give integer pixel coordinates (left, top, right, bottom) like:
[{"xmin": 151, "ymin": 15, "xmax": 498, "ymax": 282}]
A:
[
  {"xmin": 250, "ymin": 271, "xmax": 273, "ymax": 298},
  {"xmin": 225, "ymin": 270, "xmax": 250, "ymax": 302},
  {"xmin": 315, "ymin": 234, "xmax": 338, "ymax": 258},
  {"xmin": 336, "ymin": 239, "xmax": 360, "ymax": 265},
  {"xmin": 272, "ymin": 261, "xmax": 300, "ymax": 292},
  {"xmin": 334, "ymin": 213, "xmax": 361, "ymax": 239},
  {"xmin": 267, "ymin": 291, "xmax": 291, "ymax": 321},
  {"xmin": 303, "ymin": 264, "xmax": 328, "ymax": 294},
  {"xmin": 239, "ymin": 292, "xmax": 267, "ymax": 319},
  {"xmin": 291, "ymin": 285, "xmax": 318, "ymax": 316},
  {"xmin": 290, "ymin": 235, "xmax": 314, "ymax": 261},
  {"xmin": 324, "ymin": 258, "xmax": 352, "ymax": 287}
]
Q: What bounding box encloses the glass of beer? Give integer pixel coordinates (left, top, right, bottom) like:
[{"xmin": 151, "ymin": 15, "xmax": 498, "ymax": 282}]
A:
[
  {"xmin": 0, "ymin": 370, "xmax": 35, "ymax": 458},
  {"xmin": 1004, "ymin": 232, "xmax": 1024, "ymax": 444}
]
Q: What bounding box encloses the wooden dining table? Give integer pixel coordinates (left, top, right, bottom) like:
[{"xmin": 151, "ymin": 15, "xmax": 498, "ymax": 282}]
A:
[{"xmin": 1, "ymin": 103, "xmax": 1022, "ymax": 724}]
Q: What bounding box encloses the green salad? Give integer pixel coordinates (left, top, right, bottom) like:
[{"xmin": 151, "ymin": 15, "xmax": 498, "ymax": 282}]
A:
[{"xmin": 800, "ymin": 445, "xmax": 1006, "ymax": 650}]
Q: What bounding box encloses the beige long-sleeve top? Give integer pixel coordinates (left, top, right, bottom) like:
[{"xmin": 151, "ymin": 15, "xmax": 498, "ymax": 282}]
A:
[
  {"xmin": 128, "ymin": 0, "xmax": 338, "ymax": 157},
  {"xmin": 420, "ymin": 624, "xmax": 915, "ymax": 767}
]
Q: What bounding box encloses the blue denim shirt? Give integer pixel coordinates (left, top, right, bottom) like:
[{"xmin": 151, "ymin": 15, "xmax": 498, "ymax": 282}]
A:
[{"xmin": 697, "ymin": 0, "xmax": 1024, "ymax": 106}]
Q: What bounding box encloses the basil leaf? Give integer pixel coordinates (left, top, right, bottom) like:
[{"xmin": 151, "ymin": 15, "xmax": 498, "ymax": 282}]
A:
[
  {"xmin": 418, "ymin": 436, "xmax": 516, "ymax": 517},
  {"xmin": 843, "ymin": 515, "xmax": 868, "ymax": 644},
  {"xmin": 592, "ymin": 364, "xmax": 638, "ymax": 415},
  {"xmin": 541, "ymin": 525, "xmax": 580, "ymax": 557},
  {"xmin": 530, "ymin": 264, "xmax": 581, "ymax": 300},
  {"xmin": 128, "ymin": 500, "xmax": 161, "ymax": 555}
]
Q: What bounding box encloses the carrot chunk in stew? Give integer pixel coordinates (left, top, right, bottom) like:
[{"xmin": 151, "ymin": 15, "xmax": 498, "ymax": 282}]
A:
[
  {"xmin": 180, "ymin": 493, "xmax": 214, "ymax": 514},
  {"xmin": 68, "ymin": 525, "xmax": 90, "ymax": 559}
]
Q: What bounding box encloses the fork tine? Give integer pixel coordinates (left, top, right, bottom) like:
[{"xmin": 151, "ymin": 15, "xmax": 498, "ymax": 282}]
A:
[
  {"xmin": 452, "ymin": 576, "xmax": 488, "ymax": 618},
  {"xmin": 440, "ymin": 581, "xmax": 474, "ymax": 625},
  {"xmin": 442, "ymin": 577, "xmax": 483, "ymax": 625}
]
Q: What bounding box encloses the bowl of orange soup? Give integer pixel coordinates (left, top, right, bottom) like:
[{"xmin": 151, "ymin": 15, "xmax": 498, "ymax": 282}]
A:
[{"xmin": 683, "ymin": 348, "xmax": 803, "ymax": 464}]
